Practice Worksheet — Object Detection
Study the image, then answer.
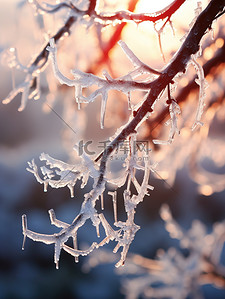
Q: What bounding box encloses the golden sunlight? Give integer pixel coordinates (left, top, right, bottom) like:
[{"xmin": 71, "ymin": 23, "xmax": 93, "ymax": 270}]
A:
[{"xmin": 135, "ymin": 0, "xmax": 175, "ymax": 13}]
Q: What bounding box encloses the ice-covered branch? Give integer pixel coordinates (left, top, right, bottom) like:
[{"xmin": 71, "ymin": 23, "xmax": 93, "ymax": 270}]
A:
[
  {"xmin": 22, "ymin": 210, "xmax": 97, "ymax": 269},
  {"xmin": 145, "ymin": 33, "xmax": 225, "ymax": 141},
  {"xmin": 25, "ymin": 131, "xmax": 154, "ymax": 268},
  {"xmin": 86, "ymin": 0, "xmax": 139, "ymax": 74},
  {"xmin": 94, "ymin": 0, "xmax": 225, "ymax": 179},
  {"xmin": 91, "ymin": 0, "xmax": 186, "ymax": 25},
  {"xmin": 20, "ymin": 0, "xmax": 225, "ymax": 271},
  {"xmin": 47, "ymin": 38, "xmax": 155, "ymax": 127},
  {"xmin": 83, "ymin": 206, "xmax": 225, "ymax": 297},
  {"xmin": 97, "ymin": 154, "xmax": 153, "ymax": 267},
  {"xmin": 160, "ymin": 204, "xmax": 225, "ymax": 261},
  {"xmin": 26, "ymin": 151, "xmax": 99, "ymax": 197},
  {"xmin": 118, "ymin": 40, "xmax": 160, "ymax": 76},
  {"xmin": 30, "ymin": 0, "xmax": 186, "ymax": 25},
  {"xmin": 111, "ymin": 205, "xmax": 225, "ymax": 299},
  {"xmin": 2, "ymin": 15, "xmax": 76, "ymax": 110},
  {"xmin": 23, "ymin": 152, "xmax": 108, "ymax": 268}
]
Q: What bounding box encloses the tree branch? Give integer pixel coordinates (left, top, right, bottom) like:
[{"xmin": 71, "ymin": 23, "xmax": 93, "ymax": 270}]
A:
[
  {"xmin": 87, "ymin": 0, "xmax": 140, "ymax": 74},
  {"xmin": 32, "ymin": 0, "xmax": 186, "ymax": 24},
  {"xmin": 2, "ymin": 0, "xmax": 185, "ymax": 110},
  {"xmin": 92, "ymin": 0, "xmax": 186, "ymax": 24},
  {"xmin": 145, "ymin": 32, "xmax": 225, "ymax": 142},
  {"xmin": 95, "ymin": 0, "xmax": 225, "ymax": 187}
]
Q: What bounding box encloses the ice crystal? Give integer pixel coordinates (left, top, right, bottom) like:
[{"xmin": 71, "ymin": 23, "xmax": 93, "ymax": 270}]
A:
[{"xmin": 190, "ymin": 54, "xmax": 208, "ymax": 130}]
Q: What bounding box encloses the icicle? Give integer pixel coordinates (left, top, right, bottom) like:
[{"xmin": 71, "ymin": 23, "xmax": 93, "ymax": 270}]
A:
[
  {"xmin": 153, "ymin": 100, "xmax": 181, "ymax": 145},
  {"xmin": 96, "ymin": 222, "xmax": 100, "ymax": 238},
  {"xmin": 22, "ymin": 214, "xmax": 27, "ymax": 250},
  {"xmin": 109, "ymin": 191, "xmax": 117, "ymax": 223},
  {"xmin": 153, "ymin": 21, "xmax": 166, "ymax": 63},
  {"xmin": 113, "ymin": 242, "xmax": 120, "ymax": 254},
  {"xmin": 113, "ymin": 192, "xmax": 117, "ymax": 223},
  {"xmin": 68, "ymin": 184, "xmax": 75, "ymax": 198},
  {"xmin": 118, "ymin": 40, "xmax": 142, "ymax": 67},
  {"xmin": 126, "ymin": 176, "xmax": 131, "ymax": 192},
  {"xmin": 73, "ymin": 232, "xmax": 79, "ymax": 263},
  {"xmin": 34, "ymin": 74, "xmax": 41, "ymax": 100},
  {"xmin": 190, "ymin": 54, "xmax": 208, "ymax": 130},
  {"xmin": 100, "ymin": 91, "xmax": 107, "ymax": 129},
  {"xmin": 18, "ymin": 83, "xmax": 30, "ymax": 111},
  {"xmin": 44, "ymin": 181, "xmax": 48, "ymax": 192},
  {"xmin": 102, "ymin": 69, "xmax": 112, "ymax": 81},
  {"xmin": 115, "ymin": 246, "xmax": 129, "ymax": 268},
  {"xmin": 127, "ymin": 91, "xmax": 131, "ymax": 110},
  {"xmin": 54, "ymin": 241, "xmax": 61, "ymax": 269},
  {"xmin": 100, "ymin": 193, "xmax": 104, "ymax": 210},
  {"xmin": 75, "ymin": 84, "xmax": 82, "ymax": 110}
]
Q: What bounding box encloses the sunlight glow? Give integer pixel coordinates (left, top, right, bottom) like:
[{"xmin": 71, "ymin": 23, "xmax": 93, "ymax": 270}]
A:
[{"xmin": 135, "ymin": 0, "xmax": 175, "ymax": 13}]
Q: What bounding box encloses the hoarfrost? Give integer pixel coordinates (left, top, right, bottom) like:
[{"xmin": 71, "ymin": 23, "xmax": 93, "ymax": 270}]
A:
[
  {"xmin": 1, "ymin": 46, "xmax": 42, "ymax": 111},
  {"xmin": 26, "ymin": 150, "xmax": 98, "ymax": 197},
  {"xmin": 109, "ymin": 205, "xmax": 225, "ymax": 299},
  {"xmin": 47, "ymin": 39, "xmax": 155, "ymax": 128}
]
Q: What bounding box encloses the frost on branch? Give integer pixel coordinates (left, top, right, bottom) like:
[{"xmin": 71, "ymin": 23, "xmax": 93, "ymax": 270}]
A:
[
  {"xmin": 26, "ymin": 150, "xmax": 99, "ymax": 198},
  {"xmin": 118, "ymin": 40, "xmax": 160, "ymax": 77},
  {"xmin": 160, "ymin": 204, "xmax": 225, "ymax": 259},
  {"xmin": 104, "ymin": 205, "xmax": 225, "ymax": 299},
  {"xmin": 25, "ymin": 132, "xmax": 154, "ymax": 268},
  {"xmin": 98, "ymin": 150, "xmax": 153, "ymax": 268},
  {"xmin": 23, "ymin": 151, "xmax": 104, "ymax": 269},
  {"xmin": 7, "ymin": 0, "xmax": 224, "ymax": 282},
  {"xmin": 1, "ymin": 47, "xmax": 41, "ymax": 111},
  {"xmin": 83, "ymin": 205, "xmax": 225, "ymax": 298},
  {"xmin": 22, "ymin": 209, "xmax": 98, "ymax": 269},
  {"xmin": 47, "ymin": 38, "xmax": 157, "ymax": 128}
]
